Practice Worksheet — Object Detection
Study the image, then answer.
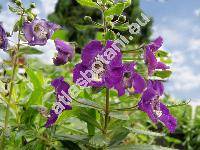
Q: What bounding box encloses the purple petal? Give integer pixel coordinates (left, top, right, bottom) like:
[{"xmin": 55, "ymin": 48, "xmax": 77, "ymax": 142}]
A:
[
  {"xmin": 138, "ymin": 88, "xmax": 158, "ymax": 123},
  {"xmin": 149, "ymin": 36, "xmax": 163, "ymax": 52},
  {"xmin": 45, "ymin": 77, "xmax": 72, "ymax": 127},
  {"xmin": 104, "ymin": 66, "xmax": 124, "ymax": 89},
  {"xmin": 159, "ymin": 103, "xmax": 177, "ymax": 133},
  {"xmin": 53, "ymin": 53, "xmax": 68, "ymax": 66},
  {"xmin": 54, "ymin": 39, "xmax": 74, "ymax": 59},
  {"xmin": 81, "ymin": 40, "xmax": 103, "ymax": 66},
  {"xmin": 145, "ymin": 46, "xmax": 157, "ymax": 75},
  {"xmin": 51, "ymin": 77, "xmax": 70, "ymax": 95},
  {"xmin": 156, "ymin": 62, "xmax": 170, "ymax": 70},
  {"xmin": 23, "ymin": 22, "xmax": 34, "ymax": 43},
  {"xmin": 148, "ymin": 80, "xmax": 164, "ymax": 96},
  {"xmin": 132, "ymin": 72, "xmax": 146, "ymax": 94},
  {"xmin": 0, "ymin": 23, "xmax": 8, "ymax": 51},
  {"xmin": 105, "ymin": 40, "xmax": 123, "ymax": 68},
  {"xmin": 53, "ymin": 39, "xmax": 75, "ymax": 66}
]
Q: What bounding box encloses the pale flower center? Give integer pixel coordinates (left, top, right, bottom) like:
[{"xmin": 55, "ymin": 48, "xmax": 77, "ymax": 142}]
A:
[
  {"xmin": 92, "ymin": 60, "xmax": 106, "ymax": 82},
  {"xmin": 0, "ymin": 36, "xmax": 3, "ymax": 46},
  {"xmin": 151, "ymin": 96, "xmax": 163, "ymax": 118},
  {"xmin": 33, "ymin": 24, "xmax": 48, "ymax": 39}
]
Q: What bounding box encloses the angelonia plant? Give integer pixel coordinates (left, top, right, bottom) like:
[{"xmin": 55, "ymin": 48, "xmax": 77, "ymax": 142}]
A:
[{"xmin": 0, "ymin": 0, "xmax": 179, "ymax": 149}]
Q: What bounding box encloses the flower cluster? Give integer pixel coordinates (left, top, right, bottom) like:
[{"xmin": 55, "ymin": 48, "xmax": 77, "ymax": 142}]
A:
[
  {"xmin": 0, "ymin": 15, "xmax": 176, "ymax": 132},
  {"xmin": 71, "ymin": 37, "xmax": 176, "ymax": 132},
  {"xmin": 23, "ymin": 19, "xmax": 75, "ymax": 66},
  {"xmin": 1, "ymin": 16, "xmax": 176, "ymax": 131}
]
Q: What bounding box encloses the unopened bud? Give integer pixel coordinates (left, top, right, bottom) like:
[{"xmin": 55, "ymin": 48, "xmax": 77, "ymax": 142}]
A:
[
  {"xmin": 27, "ymin": 14, "xmax": 34, "ymax": 21},
  {"xmin": 107, "ymin": 22, "xmax": 113, "ymax": 29},
  {"xmin": 84, "ymin": 16, "xmax": 92, "ymax": 23},
  {"xmin": 30, "ymin": 2, "xmax": 36, "ymax": 8},
  {"xmin": 15, "ymin": 0, "xmax": 22, "ymax": 6},
  {"xmin": 118, "ymin": 15, "xmax": 126, "ymax": 23}
]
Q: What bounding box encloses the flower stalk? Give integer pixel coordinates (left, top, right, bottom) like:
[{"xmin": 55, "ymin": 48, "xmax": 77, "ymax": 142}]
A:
[{"xmin": 2, "ymin": 10, "xmax": 24, "ymax": 148}]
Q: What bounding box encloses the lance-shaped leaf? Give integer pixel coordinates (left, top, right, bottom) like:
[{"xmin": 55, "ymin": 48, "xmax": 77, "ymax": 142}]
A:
[
  {"xmin": 110, "ymin": 144, "xmax": 175, "ymax": 150},
  {"xmin": 26, "ymin": 68, "xmax": 44, "ymax": 105},
  {"xmin": 76, "ymin": 0, "xmax": 100, "ymax": 9},
  {"xmin": 104, "ymin": 3, "xmax": 125, "ymax": 17},
  {"xmin": 19, "ymin": 47, "xmax": 43, "ymax": 55},
  {"xmin": 153, "ymin": 70, "xmax": 172, "ymax": 79},
  {"xmin": 125, "ymin": 127, "xmax": 166, "ymax": 137}
]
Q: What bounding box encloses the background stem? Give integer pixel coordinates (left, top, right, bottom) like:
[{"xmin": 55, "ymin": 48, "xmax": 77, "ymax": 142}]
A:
[
  {"xmin": 103, "ymin": 88, "xmax": 110, "ymax": 134},
  {"xmin": 2, "ymin": 13, "xmax": 23, "ymax": 148}
]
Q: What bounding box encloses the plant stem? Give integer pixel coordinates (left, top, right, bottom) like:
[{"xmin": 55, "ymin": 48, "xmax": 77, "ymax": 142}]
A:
[
  {"xmin": 103, "ymin": 88, "xmax": 110, "ymax": 134},
  {"xmin": 121, "ymin": 44, "xmax": 145, "ymax": 54},
  {"xmin": 2, "ymin": 12, "xmax": 23, "ymax": 148}
]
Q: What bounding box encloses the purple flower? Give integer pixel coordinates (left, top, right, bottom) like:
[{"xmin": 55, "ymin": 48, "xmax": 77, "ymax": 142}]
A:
[
  {"xmin": 53, "ymin": 39, "xmax": 75, "ymax": 66},
  {"xmin": 73, "ymin": 40, "xmax": 124, "ymax": 96},
  {"xmin": 145, "ymin": 37, "xmax": 169, "ymax": 75},
  {"xmin": 115, "ymin": 62, "xmax": 146, "ymax": 96},
  {"xmin": 23, "ymin": 19, "xmax": 60, "ymax": 46},
  {"xmin": 138, "ymin": 80, "xmax": 177, "ymax": 133},
  {"xmin": 45, "ymin": 77, "xmax": 72, "ymax": 128},
  {"xmin": 0, "ymin": 23, "xmax": 8, "ymax": 51}
]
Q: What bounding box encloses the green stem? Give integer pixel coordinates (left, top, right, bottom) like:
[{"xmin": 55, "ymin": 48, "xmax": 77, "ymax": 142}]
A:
[
  {"xmin": 2, "ymin": 13, "xmax": 23, "ymax": 148},
  {"xmin": 121, "ymin": 44, "xmax": 145, "ymax": 54},
  {"xmin": 103, "ymin": 88, "xmax": 110, "ymax": 134}
]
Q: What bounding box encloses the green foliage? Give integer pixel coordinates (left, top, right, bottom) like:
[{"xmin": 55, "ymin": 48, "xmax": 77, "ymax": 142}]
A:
[{"xmin": 48, "ymin": 0, "xmax": 152, "ymax": 48}]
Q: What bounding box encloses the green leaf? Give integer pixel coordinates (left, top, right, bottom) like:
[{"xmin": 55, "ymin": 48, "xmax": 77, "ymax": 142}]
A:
[
  {"xmin": 26, "ymin": 68, "xmax": 44, "ymax": 105},
  {"xmin": 105, "ymin": 30, "xmax": 116, "ymax": 40},
  {"xmin": 96, "ymin": 32, "xmax": 104, "ymax": 41},
  {"xmin": 75, "ymin": 0, "xmax": 100, "ymax": 9},
  {"xmin": 153, "ymin": 70, "xmax": 172, "ymax": 79},
  {"xmin": 109, "ymin": 112, "xmax": 129, "ymax": 120},
  {"xmin": 124, "ymin": 0, "xmax": 132, "ymax": 8},
  {"xmin": 89, "ymin": 134, "xmax": 108, "ymax": 148},
  {"xmin": 156, "ymin": 50, "xmax": 169, "ymax": 57},
  {"xmin": 110, "ymin": 144, "xmax": 175, "ymax": 150},
  {"xmin": 109, "ymin": 127, "xmax": 129, "ymax": 146},
  {"xmin": 19, "ymin": 47, "xmax": 43, "ymax": 55},
  {"xmin": 104, "ymin": 3, "xmax": 125, "ymax": 17},
  {"xmin": 74, "ymin": 108, "xmax": 102, "ymax": 130},
  {"xmin": 87, "ymin": 109, "xmax": 96, "ymax": 136},
  {"xmin": 74, "ymin": 24, "xmax": 103, "ymax": 31},
  {"xmin": 76, "ymin": 98, "xmax": 102, "ymax": 110},
  {"xmin": 113, "ymin": 24, "xmax": 129, "ymax": 31},
  {"xmin": 125, "ymin": 127, "xmax": 165, "ymax": 137},
  {"xmin": 55, "ymin": 134, "xmax": 89, "ymax": 143},
  {"xmin": 8, "ymin": 5, "xmax": 18, "ymax": 13},
  {"xmin": 51, "ymin": 29, "xmax": 68, "ymax": 41}
]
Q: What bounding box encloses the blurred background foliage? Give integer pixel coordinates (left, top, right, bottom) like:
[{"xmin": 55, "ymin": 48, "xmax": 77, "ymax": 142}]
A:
[{"xmin": 48, "ymin": 0, "xmax": 152, "ymax": 49}]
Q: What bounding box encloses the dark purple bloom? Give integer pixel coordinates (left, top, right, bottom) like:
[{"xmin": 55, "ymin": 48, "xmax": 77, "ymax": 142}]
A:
[
  {"xmin": 53, "ymin": 39, "xmax": 75, "ymax": 66},
  {"xmin": 115, "ymin": 62, "xmax": 146, "ymax": 95},
  {"xmin": 73, "ymin": 40, "xmax": 124, "ymax": 96},
  {"xmin": 138, "ymin": 80, "xmax": 177, "ymax": 133},
  {"xmin": 45, "ymin": 77, "xmax": 72, "ymax": 127},
  {"xmin": 145, "ymin": 37, "xmax": 169, "ymax": 75},
  {"xmin": 0, "ymin": 23, "xmax": 8, "ymax": 51},
  {"xmin": 23, "ymin": 19, "xmax": 60, "ymax": 46}
]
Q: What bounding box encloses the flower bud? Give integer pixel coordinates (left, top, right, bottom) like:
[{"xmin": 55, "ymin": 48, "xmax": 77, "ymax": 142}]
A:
[
  {"xmin": 84, "ymin": 16, "xmax": 92, "ymax": 23},
  {"xmin": 118, "ymin": 15, "xmax": 126, "ymax": 23},
  {"xmin": 30, "ymin": 2, "xmax": 36, "ymax": 8},
  {"xmin": 27, "ymin": 14, "xmax": 34, "ymax": 21},
  {"xmin": 106, "ymin": 16, "xmax": 113, "ymax": 21},
  {"xmin": 6, "ymin": 32, "xmax": 11, "ymax": 37},
  {"xmin": 15, "ymin": 0, "xmax": 22, "ymax": 6},
  {"xmin": 107, "ymin": 22, "xmax": 113, "ymax": 29}
]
